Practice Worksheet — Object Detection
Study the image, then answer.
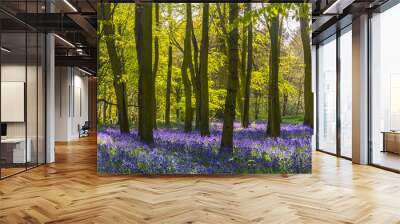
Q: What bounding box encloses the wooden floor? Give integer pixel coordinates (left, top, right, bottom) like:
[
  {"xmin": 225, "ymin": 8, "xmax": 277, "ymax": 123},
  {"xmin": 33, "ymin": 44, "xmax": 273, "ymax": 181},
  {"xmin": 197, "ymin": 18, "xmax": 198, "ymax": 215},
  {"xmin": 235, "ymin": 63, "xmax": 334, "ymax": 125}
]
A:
[
  {"xmin": 1, "ymin": 167, "xmax": 26, "ymax": 178},
  {"xmin": 373, "ymin": 151, "xmax": 400, "ymax": 171},
  {"xmin": 1, "ymin": 135, "xmax": 400, "ymax": 223}
]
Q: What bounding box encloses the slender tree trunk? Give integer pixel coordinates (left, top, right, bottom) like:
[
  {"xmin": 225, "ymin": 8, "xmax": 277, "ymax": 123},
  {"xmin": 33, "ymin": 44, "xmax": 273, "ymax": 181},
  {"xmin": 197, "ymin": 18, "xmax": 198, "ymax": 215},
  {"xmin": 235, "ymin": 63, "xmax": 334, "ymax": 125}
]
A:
[
  {"xmin": 300, "ymin": 5, "xmax": 313, "ymax": 128},
  {"xmin": 242, "ymin": 3, "xmax": 253, "ymax": 128},
  {"xmin": 165, "ymin": 5, "xmax": 173, "ymax": 128},
  {"xmin": 296, "ymin": 89, "xmax": 302, "ymax": 114},
  {"xmin": 175, "ymin": 85, "xmax": 182, "ymax": 121},
  {"xmin": 283, "ymin": 93, "xmax": 288, "ymax": 116},
  {"xmin": 152, "ymin": 3, "xmax": 160, "ymax": 129},
  {"xmin": 103, "ymin": 3, "xmax": 129, "ymax": 133},
  {"xmin": 215, "ymin": 3, "xmax": 228, "ymax": 54},
  {"xmin": 215, "ymin": 3, "xmax": 229, "ymax": 101},
  {"xmin": 191, "ymin": 67, "xmax": 200, "ymax": 130},
  {"xmin": 221, "ymin": 3, "xmax": 239, "ymax": 153},
  {"xmin": 266, "ymin": 13, "xmax": 281, "ymax": 137},
  {"xmin": 107, "ymin": 99, "xmax": 112, "ymax": 123},
  {"xmin": 199, "ymin": 3, "xmax": 210, "ymax": 136},
  {"xmin": 267, "ymin": 53, "xmax": 272, "ymax": 134},
  {"xmin": 254, "ymin": 92, "xmax": 260, "ymax": 121},
  {"xmin": 237, "ymin": 15, "xmax": 246, "ymax": 123},
  {"xmin": 135, "ymin": 5, "xmax": 144, "ymax": 136},
  {"xmin": 195, "ymin": 94, "xmax": 201, "ymax": 129},
  {"xmin": 102, "ymin": 101, "xmax": 107, "ymax": 125},
  {"xmin": 236, "ymin": 82, "xmax": 243, "ymax": 121},
  {"xmin": 191, "ymin": 27, "xmax": 201, "ymax": 130},
  {"xmin": 136, "ymin": 3, "xmax": 154, "ymax": 143},
  {"xmin": 165, "ymin": 45, "xmax": 172, "ymax": 127},
  {"xmin": 182, "ymin": 3, "xmax": 194, "ymax": 132}
]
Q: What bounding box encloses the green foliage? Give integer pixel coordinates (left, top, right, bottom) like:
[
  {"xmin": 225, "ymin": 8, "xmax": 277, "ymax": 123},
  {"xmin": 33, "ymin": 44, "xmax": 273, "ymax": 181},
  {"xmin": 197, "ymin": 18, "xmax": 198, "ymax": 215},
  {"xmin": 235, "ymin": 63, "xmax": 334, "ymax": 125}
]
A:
[
  {"xmin": 282, "ymin": 115, "xmax": 304, "ymax": 124},
  {"xmin": 98, "ymin": 3, "xmax": 310, "ymax": 127}
]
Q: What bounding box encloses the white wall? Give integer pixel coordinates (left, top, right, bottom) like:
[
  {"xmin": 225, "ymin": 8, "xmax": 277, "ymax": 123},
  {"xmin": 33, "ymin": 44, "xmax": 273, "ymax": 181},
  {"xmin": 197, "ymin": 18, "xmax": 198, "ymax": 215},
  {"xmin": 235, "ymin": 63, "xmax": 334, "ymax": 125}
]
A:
[
  {"xmin": 55, "ymin": 66, "xmax": 70, "ymax": 141},
  {"xmin": 55, "ymin": 66, "xmax": 89, "ymax": 141}
]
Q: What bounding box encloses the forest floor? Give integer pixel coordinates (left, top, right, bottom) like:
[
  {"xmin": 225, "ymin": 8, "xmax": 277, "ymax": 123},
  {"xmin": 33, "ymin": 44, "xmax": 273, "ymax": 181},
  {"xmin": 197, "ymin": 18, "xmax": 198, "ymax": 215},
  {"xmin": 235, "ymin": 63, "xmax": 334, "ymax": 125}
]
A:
[{"xmin": 97, "ymin": 123, "xmax": 312, "ymax": 174}]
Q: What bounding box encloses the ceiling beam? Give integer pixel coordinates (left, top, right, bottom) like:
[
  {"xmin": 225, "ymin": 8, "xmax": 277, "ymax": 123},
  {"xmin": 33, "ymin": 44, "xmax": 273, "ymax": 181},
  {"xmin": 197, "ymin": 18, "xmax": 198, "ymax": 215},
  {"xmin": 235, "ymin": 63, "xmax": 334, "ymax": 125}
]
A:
[
  {"xmin": 55, "ymin": 55, "xmax": 96, "ymax": 71},
  {"xmin": 67, "ymin": 13, "xmax": 97, "ymax": 47}
]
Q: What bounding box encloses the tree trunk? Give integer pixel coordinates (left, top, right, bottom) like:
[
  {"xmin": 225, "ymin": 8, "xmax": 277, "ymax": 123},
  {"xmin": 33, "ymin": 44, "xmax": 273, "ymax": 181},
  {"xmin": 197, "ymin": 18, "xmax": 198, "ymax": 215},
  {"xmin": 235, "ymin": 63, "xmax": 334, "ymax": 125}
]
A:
[
  {"xmin": 175, "ymin": 85, "xmax": 182, "ymax": 121},
  {"xmin": 237, "ymin": 14, "xmax": 246, "ymax": 124},
  {"xmin": 182, "ymin": 3, "xmax": 194, "ymax": 132},
  {"xmin": 103, "ymin": 4, "xmax": 129, "ymax": 133},
  {"xmin": 300, "ymin": 5, "xmax": 313, "ymax": 128},
  {"xmin": 215, "ymin": 3, "xmax": 228, "ymax": 54},
  {"xmin": 135, "ymin": 5, "xmax": 144, "ymax": 136},
  {"xmin": 107, "ymin": 98, "xmax": 112, "ymax": 123},
  {"xmin": 136, "ymin": 3, "xmax": 154, "ymax": 143},
  {"xmin": 191, "ymin": 26, "xmax": 201, "ymax": 130},
  {"xmin": 282, "ymin": 93, "xmax": 288, "ymax": 116},
  {"xmin": 102, "ymin": 101, "xmax": 107, "ymax": 125},
  {"xmin": 266, "ymin": 13, "xmax": 281, "ymax": 138},
  {"xmin": 221, "ymin": 3, "xmax": 239, "ymax": 153},
  {"xmin": 199, "ymin": 3, "xmax": 210, "ymax": 136},
  {"xmin": 165, "ymin": 45, "xmax": 172, "ymax": 127},
  {"xmin": 296, "ymin": 88, "xmax": 303, "ymax": 114},
  {"xmin": 254, "ymin": 91, "xmax": 260, "ymax": 121},
  {"xmin": 152, "ymin": 3, "xmax": 160, "ymax": 129},
  {"xmin": 242, "ymin": 3, "xmax": 253, "ymax": 128}
]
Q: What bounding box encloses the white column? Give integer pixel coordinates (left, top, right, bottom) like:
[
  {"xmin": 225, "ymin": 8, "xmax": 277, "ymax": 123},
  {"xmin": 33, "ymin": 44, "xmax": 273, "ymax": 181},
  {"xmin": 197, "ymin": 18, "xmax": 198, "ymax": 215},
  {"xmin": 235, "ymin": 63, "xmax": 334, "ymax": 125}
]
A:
[
  {"xmin": 46, "ymin": 32, "xmax": 55, "ymax": 163},
  {"xmin": 352, "ymin": 14, "xmax": 369, "ymax": 164}
]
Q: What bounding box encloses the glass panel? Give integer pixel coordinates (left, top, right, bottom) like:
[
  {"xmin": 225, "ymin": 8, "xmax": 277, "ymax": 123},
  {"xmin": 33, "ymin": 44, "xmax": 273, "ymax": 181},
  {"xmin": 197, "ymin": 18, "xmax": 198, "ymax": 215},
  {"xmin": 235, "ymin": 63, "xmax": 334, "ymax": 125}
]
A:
[
  {"xmin": 371, "ymin": 4, "xmax": 400, "ymax": 171},
  {"xmin": 340, "ymin": 28, "xmax": 352, "ymax": 158},
  {"xmin": 1, "ymin": 30, "xmax": 27, "ymax": 177},
  {"xmin": 0, "ymin": 0, "xmax": 46, "ymax": 178},
  {"xmin": 26, "ymin": 0, "xmax": 41, "ymax": 169},
  {"xmin": 27, "ymin": 31, "xmax": 38, "ymax": 169},
  {"xmin": 318, "ymin": 36, "xmax": 337, "ymax": 154}
]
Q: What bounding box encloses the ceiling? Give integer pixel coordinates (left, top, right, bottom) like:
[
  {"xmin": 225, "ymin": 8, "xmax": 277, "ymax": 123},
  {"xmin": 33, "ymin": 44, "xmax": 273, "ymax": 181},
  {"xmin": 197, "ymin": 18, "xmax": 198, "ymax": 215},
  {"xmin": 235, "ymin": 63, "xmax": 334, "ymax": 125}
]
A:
[
  {"xmin": 0, "ymin": 0, "xmax": 97, "ymax": 74},
  {"xmin": 1, "ymin": 0, "xmax": 394, "ymax": 73},
  {"xmin": 311, "ymin": 0, "xmax": 390, "ymax": 43}
]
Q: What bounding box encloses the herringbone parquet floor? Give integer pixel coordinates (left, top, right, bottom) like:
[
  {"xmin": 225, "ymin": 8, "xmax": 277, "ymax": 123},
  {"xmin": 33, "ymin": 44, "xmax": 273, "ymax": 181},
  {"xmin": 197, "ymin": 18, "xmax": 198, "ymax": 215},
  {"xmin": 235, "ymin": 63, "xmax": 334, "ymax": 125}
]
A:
[{"xmin": 1, "ymin": 135, "xmax": 400, "ymax": 224}]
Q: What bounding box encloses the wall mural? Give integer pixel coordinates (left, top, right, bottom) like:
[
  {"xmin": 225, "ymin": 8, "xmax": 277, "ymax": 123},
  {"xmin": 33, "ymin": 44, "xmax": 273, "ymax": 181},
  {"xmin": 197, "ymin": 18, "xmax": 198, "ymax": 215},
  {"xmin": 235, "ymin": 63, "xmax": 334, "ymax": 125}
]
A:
[{"xmin": 97, "ymin": 2, "xmax": 313, "ymax": 174}]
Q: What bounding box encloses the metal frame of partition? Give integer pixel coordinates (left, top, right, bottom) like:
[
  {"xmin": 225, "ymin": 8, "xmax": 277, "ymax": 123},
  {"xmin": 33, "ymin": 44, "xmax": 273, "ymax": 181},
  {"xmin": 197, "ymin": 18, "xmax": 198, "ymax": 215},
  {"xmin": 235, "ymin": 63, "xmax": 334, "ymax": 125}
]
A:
[
  {"xmin": 367, "ymin": 11, "xmax": 372, "ymax": 166},
  {"xmin": 336, "ymin": 28, "xmax": 341, "ymax": 158},
  {"xmin": 315, "ymin": 24, "xmax": 353, "ymax": 161},
  {"xmin": 0, "ymin": 0, "xmax": 48, "ymax": 180}
]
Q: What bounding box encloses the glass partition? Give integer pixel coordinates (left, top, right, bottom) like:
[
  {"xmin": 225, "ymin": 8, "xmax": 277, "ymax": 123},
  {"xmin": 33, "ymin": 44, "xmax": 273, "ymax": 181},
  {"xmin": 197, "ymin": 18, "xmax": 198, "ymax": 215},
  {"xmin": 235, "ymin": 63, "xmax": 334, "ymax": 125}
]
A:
[
  {"xmin": 1, "ymin": 30, "xmax": 28, "ymax": 177},
  {"xmin": 370, "ymin": 3, "xmax": 400, "ymax": 171},
  {"xmin": 317, "ymin": 35, "xmax": 337, "ymax": 154},
  {"xmin": 27, "ymin": 31, "xmax": 38, "ymax": 169},
  {"xmin": 0, "ymin": 1, "xmax": 46, "ymax": 179},
  {"xmin": 339, "ymin": 27, "xmax": 352, "ymax": 158}
]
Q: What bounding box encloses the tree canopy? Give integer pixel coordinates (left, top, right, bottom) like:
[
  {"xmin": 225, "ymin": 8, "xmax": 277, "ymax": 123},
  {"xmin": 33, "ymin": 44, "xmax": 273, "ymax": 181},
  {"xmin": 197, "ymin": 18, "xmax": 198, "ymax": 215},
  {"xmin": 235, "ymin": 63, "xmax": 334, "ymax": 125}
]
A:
[{"xmin": 98, "ymin": 3, "xmax": 312, "ymax": 143}]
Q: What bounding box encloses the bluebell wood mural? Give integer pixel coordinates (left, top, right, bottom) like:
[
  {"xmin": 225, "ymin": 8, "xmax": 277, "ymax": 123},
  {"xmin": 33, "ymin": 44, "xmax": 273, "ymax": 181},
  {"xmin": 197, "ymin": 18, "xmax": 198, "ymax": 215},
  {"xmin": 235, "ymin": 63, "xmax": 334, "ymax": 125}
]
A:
[{"xmin": 97, "ymin": 3, "xmax": 313, "ymax": 174}]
